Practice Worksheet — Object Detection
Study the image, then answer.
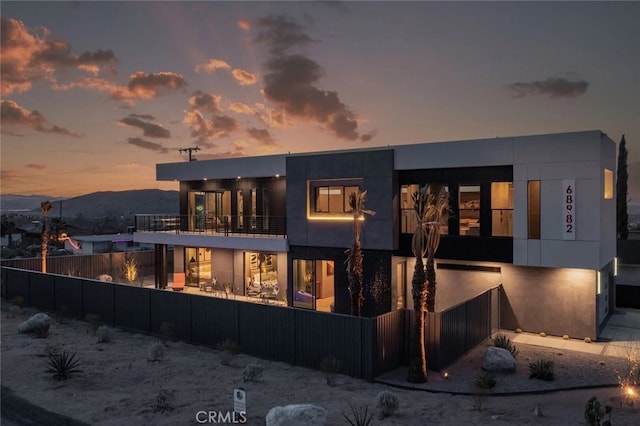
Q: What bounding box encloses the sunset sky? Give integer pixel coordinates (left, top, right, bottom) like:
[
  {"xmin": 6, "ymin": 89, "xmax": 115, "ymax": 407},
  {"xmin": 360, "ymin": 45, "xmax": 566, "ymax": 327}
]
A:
[{"xmin": 1, "ymin": 1, "xmax": 639, "ymax": 201}]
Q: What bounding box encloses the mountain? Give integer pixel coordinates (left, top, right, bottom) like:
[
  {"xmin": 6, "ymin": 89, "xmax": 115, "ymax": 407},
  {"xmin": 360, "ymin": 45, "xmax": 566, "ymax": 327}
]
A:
[
  {"xmin": 0, "ymin": 194, "xmax": 66, "ymax": 213},
  {"xmin": 1, "ymin": 189, "xmax": 178, "ymax": 218}
]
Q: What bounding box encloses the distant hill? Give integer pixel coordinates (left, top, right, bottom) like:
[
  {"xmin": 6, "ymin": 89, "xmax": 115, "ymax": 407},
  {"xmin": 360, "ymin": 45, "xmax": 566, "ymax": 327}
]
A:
[{"xmin": 1, "ymin": 190, "xmax": 178, "ymax": 218}]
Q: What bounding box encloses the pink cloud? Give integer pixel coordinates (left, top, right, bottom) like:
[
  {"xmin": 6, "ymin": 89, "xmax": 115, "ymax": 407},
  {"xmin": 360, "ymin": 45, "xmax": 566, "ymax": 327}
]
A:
[
  {"xmin": 1, "ymin": 100, "xmax": 82, "ymax": 137},
  {"xmin": 231, "ymin": 68, "xmax": 257, "ymax": 86}
]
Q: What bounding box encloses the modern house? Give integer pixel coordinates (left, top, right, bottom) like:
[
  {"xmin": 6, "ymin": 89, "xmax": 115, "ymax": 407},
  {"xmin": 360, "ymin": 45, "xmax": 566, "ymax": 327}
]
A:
[{"xmin": 134, "ymin": 130, "xmax": 616, "ymax": 340}]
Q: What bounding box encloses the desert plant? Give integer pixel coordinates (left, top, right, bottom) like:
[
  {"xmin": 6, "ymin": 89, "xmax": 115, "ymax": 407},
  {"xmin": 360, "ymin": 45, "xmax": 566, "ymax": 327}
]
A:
[
  {"xmin": 475, "ymin": 373, "xmax": 497, "ymax": 389},
  {"xmin": 10, "ymin": 296, "xmax": 25, "ymax": 308},
  {"xmin": 122, "ymin": 258, "xmax": 139, "ymax": 283},
  {"xmin": 539, "ymin": 332, "xmax": 547, "ymax": 337},
  {"xmin": 492, "ymin": 334, "xmax": 518, "ymax": 358},
  {"xmin": 529, "ymin": 359, "xmax": 555, "ymax": 381},
  {"xmin": 96, "ymin": 325, "xmax": 112, "ymax": 343},
  {"xmin": 159, "ymin": 321, "xmax": 176, "ymax": 340},
  {"xmin": 85, "ymin": 313, "xmax": 101, "ymax": 335},
  {"xmin": 33, "ymin": 323, "xmax": 50, "ymax": 338},
  {"xmin": 44, "ymin": 343, "xmax": 60, "ymax": 358},
  {"xmin": 343, "ymin": 403, "xmax": 373, "ymax": 426},
  {"xmin": 47, "ymin": 350, "xmax": 81, "ymax": 380},
  {"xmin": 242, "ymin": 363, "xmax": 264, "ymax": 382},
  {"xmin": 152, "ymin": 388, "xmax": 175, "ymax": 413},
  {"xmin": 320, "ymin": 355, "xmax": 343, "ymax": 386},
  {"xmin": 584, "ymin": 396, "xmax": 612, "ymax": 426},
  {"xmin": 375, "ymin": 390, "xmax": 399, "ymax": 418},
  {"xmin": 217, "ymin": 339, "xmax": 240, "ymax": 366},
  {"xmin": 147, "ymin": 341, "xmax": 165, "ymax": 362},
  {"xmin": 614, "ymin": 339, "xmax": 639, "ymax": 400}
]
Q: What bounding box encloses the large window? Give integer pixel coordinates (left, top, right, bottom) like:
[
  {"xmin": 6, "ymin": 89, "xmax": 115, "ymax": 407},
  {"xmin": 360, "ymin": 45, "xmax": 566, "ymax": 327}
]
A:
[
  {"xmin": 292, "ymin": 259, "xmax": 334, "ymax": 312},
  {"xmin": 491, "ymin": 182, "xmax": 513, "ymax": 236},
  {"xmin": 308, "ymin": 179, "xmax": 362, "ymax": 218},
  {"xmin": 245, "ymin": 252, "xmax": 279, "ymax": 299},
  {"xmin": 188, "ymin": 191, "xmax": 230, "ymax": 231},
  {"xmin": 400, "ymin": 184, "xmax": 448, "ymax": 235},
  {"xmin": 528, "ymin": 180, "xmax": 541, "ymax": 239},
  {"xmin": 459, "ymin": 185, "xmax": 480, "ymax": 236}
]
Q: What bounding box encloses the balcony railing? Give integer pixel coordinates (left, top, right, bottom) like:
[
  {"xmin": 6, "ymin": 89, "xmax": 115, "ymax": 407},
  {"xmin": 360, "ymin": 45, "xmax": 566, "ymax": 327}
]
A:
[{"xmin": 135, "ymin": 214, "xmax": 286, "ymax": 237}]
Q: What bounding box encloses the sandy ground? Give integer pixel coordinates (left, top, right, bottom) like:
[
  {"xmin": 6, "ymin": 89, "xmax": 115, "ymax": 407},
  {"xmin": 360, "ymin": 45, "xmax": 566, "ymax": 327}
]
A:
[{"xmin": 1, "ymin": 302, "xmax": 639, "ymax": 426}]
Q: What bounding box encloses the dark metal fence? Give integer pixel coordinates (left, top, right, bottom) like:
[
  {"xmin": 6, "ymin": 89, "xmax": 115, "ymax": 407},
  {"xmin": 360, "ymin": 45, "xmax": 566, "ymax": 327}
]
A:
[
  {"xmin": 135, "ymin": 214, "xmax": 286, "ymax": 237},
  {"xmin": 0, "ymin": 251, "xmax": 171, "ymax": 283},
  {"xmin": 422, "ymin": 285, "xmax": 501, "ymax": 371},
  {"xmin": 0, "ymin": 267, "xmax": 499, "ymax": 379}
]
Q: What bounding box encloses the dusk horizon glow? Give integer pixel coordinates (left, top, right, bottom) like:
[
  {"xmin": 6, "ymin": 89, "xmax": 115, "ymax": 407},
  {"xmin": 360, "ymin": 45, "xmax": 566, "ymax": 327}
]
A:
[{"xmin": 1, "ymin": 1, "xmax": 639, "ymax": 201}]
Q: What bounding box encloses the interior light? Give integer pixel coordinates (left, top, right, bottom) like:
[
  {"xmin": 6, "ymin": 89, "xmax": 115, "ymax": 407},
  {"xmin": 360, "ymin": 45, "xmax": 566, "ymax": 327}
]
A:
[
  {"xmin": 614, "ymin": 257, "xmax": 618, "ymax": 277},
  {"xmin": 597, "ymin": 271, "xmax": 601, "ymax": 295}
]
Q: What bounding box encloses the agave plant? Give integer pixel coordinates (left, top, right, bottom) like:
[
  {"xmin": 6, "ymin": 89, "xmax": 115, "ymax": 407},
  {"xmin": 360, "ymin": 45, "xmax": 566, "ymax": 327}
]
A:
[{"xmin": 47, "ymin": 350, "xmax": 82, "ymax": 380}]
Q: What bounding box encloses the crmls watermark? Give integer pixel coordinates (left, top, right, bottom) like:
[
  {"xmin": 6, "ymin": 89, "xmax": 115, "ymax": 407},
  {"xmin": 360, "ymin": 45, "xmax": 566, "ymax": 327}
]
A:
[{"xmin": 195, "ymin": 411, "xmax": 247, "ymax": 424}]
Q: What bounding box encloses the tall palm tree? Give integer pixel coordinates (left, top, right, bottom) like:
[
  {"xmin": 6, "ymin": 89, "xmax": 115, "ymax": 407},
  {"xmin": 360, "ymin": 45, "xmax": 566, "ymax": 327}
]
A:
[
  {"xmin": 345, "ymin": 189, "xmax": 375, "ymax": 316},
  {"xmin": 407, "ymin": 185, "xmax": 429, "ymax": 382},
  {"xmin": 41, "ymin": 201, "xmax": 52, "ymax": 273},
  {"xmin": 424, "ymin": 184, "xmax": 449, "ymax": 313},
  {"xmin": 1, "ymin": 215, "xmax": 17, "ymax": 248}
]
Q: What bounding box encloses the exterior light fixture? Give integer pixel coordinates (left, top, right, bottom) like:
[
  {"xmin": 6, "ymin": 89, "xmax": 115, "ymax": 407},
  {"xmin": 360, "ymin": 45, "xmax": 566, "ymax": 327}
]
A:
[
  {"xmin": 275, "ymin": 174, "xmax": 280, "ymax": 178},
  {"xmin": 237, "ymin": 176, "xmax": 241, "ymax": 180}
]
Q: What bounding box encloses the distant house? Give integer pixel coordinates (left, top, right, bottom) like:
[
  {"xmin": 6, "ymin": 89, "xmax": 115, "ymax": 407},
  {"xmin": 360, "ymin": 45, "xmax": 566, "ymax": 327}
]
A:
[
  {"xmin": 134, "ymin": 130, "xmax": 616, "ymax": 340},
  {"xmin": 65, "ymin": 233, "xmax": 154, "ymax": 255}
]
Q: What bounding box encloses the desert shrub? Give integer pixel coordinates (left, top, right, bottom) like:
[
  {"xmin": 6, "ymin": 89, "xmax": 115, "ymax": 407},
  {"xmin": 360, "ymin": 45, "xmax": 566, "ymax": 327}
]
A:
[
  {"xmin": 216, "ymin": 339, "xmax": 240, "ymax": 366},
  {"xmin": 122, "ymin": 258, "xmax": 139, "ymax": 283},
  {"xmin": 343, "ymin": 403, "xmax": 373, "ymax": 426},
  {"xmin": 529, "ymin": 359, "xmax": 555, "ymax": 381},
  {"xmin": 47, "ymin": 350, "xmax": 81, "ymax": 380},
  {"xmin": 475, "ymin": 373, "xmax": 497, "ymax": 389},
  {"xmin": 584, "ymin": 396, "xmax": 612, "ymax": 426},
  {"xmin": 85, "ymin": 313, "xmax": 101, "ymax": 335},
  {"xmin": 159, "ymin": 321, "xmax": 176, "ymax": 340},
  {"xmin": 152, "ymin": 388, "xmax": 175, "ymax": 413},
  {"xmin": 147, "ymin": 341, "xmax": 165, "ymax": 362},
  {"xmin": 33, "ymin": 323, "xmax": 50, "ymax": 338},
  {"xmin": 44, "ymin": 343, "xmax": 60, "ymax": 357},
  {"xmin": 320, "ymin": 355, "xmax": 343, "ymax": 386},
  {"xmin": 375, "ymin": 390, "xmax": 399, "ymax": 418},
  {"xmin": 242, "ymin": 363, "xmax": 264, "ymax": 382},
  {"xmin": 10, "ymin": 296, "xmax": 25, "ymax": 308},
  {"xmin": 492, "ymin": 334, "xmax": 518, "ymax": 358},
  {"xmin": 96, "ymin": 325, "xmax": 112, "ymax": 343}
]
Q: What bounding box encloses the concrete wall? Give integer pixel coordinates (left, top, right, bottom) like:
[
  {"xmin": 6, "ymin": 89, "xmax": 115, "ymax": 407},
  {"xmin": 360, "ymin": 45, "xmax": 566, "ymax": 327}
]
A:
[
  {"xmin": 286, "ymin": 149, "xmax": 395, "ymax": 250},
  {"xmin": 500, "ymin": 265, "xmax": 597, "ymax": 340}
]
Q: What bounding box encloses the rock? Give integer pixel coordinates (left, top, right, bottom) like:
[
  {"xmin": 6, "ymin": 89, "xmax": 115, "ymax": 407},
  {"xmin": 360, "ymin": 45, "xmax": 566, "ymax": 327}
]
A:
[
  {"xmin": 266, "ymin": 404, "xmax": 327, "ymax": 426},
  {"xmin": 18, "ymin": 313, "xmax": 52, "ymax": 333},
  {"xmin": 96, "ymin": 274, "xmax": 113, "ymax": 282},
  {"xmin": 482, "ymin": 346, "xmax": 516, "ymax": 373}
]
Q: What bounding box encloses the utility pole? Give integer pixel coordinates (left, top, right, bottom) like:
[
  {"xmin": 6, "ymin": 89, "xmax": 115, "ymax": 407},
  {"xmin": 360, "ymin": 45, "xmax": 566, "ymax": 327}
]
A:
[{"xmin": 179, "ymin": 146, "xmax": 200, "ymax": 161}]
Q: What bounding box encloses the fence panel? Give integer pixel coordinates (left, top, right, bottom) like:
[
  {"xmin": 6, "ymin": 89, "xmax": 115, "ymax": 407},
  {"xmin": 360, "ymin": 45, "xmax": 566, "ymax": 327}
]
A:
[
  {"xmin": 294, "ymin": 310, "xmax": 364, "ymax": 378},
  {"xmin": 238, "ymin": 303, "xmax": 295, "ymax": 365},
  {"xmin": 29, "ymin": 272, "xmax": 55, "ymax": 312},
  {"xmin": 82, "ymin": 279, "xmax": 115, "ymax": 323},
  {"xmin": 3, "ymin": 268, "xmax": 31, "ymax": 303},
  {"xmin": 370, "ymin": 310, "xmax": 405, "ymax": 379},
  {"xmin": 54, "ymin": 275, "xmax": 83, "ymax": 318},
  {"xmin": 149, "ymin": 290, "xmax": 192, "ymax": 341},
  {"xmin": 190, "ymin": 297, "xmax": 239, "ymax": 346},
  {"xmin": 113, "ymin": 285, "xmax": 150, "ymax": 332}
]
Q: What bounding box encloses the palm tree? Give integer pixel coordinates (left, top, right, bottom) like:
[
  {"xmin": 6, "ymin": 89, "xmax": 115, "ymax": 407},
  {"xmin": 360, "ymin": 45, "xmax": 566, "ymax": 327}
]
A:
[
  {"xmin": 424, "ymin": 184, "xmax": 449, "ymax": 313},
  {"xmin": 345, "ymin": 189, "xmax": 375, "ymax": 316},
  {"xmin": 41, "ymin": 201, "xmax": 52, "ymax": 273},
  {"xmin": 1, "ymin": 215, "xmax": 17, "ymax": 248},
  {"xmin": 407, "ymin": 185, "xmax": 429, "ymax": 382},
  {"xmin": 49, "ymin": 217, "xmax": 67, "ymax": 248}
]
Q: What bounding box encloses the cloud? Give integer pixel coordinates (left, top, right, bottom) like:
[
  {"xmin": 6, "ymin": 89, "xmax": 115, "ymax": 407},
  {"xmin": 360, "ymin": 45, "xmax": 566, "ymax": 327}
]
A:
[
  {"xmin": 188, "ymin": 91, "xmax": 222, "ymax": 115},
  {"xmin": 229, "ymin": 102, "xmax": 256, "ymax": 115},
  {"xmin": 1, "ymin": 17, "xmax": 117, "ymax": 95},
  {"xmin": 198, "ymin": 139, "xmax": 247, "ymax": 160},
  {"xmin": 1, "ymin": 99, "xmax": 82, "ymax": 137},
  {"xmin": 231, "ymin": 68, "xmax": 257, "ymax": 86},
  {"xmin": 52, "ymin": 71, "xmax": 187, "ymax": 105},
  {"xmin": 246, "ymin": 127, "xmax": 276, "ymax": 145},
  {"xmin": 507, "ymin": 77, "xmax": 589, "ymax": 98},
  {"xmin": 127, "ymin": 137, "xmax": 169, "ymax": 154},
  {"xmin": 0, "ymin": 169, "xmax": 24, "ymax": 181},
  {"xmin": 118, "ymin": 114, "xmax": 170, "ymax": 138},
  {"xmin": 254, "ymin": 15, "xmax": 373, "ymax": 142},
  {"xmin": 237, "ymin": 20, "xmax": 251, "ymax": 31},
  {"xmin": 26, "ymin": 164, "xmax": 47, "ymax": 170},
  {"xmin": 195, "ymin": 58, "xmax": 231, "ymax": 73}
]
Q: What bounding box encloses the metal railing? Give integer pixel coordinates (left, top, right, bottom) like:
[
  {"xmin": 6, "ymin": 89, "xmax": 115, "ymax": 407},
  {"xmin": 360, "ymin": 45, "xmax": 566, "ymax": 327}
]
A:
[{"xmin": 135, "ymin": 214, "xmax": 286, "ymax": 237}]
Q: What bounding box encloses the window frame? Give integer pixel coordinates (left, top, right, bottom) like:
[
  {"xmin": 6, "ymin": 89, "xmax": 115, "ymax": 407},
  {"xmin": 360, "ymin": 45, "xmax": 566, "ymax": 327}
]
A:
[{"xmin": 308, "ymin": 179, "xmax": 363, "ymax": 218}]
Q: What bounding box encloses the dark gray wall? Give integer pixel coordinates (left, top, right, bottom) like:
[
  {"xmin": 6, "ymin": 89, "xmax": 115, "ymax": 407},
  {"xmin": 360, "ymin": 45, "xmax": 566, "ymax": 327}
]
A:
[{"xmin": 286, "ymin": 149, "xmax": 395, "ymax": 250}]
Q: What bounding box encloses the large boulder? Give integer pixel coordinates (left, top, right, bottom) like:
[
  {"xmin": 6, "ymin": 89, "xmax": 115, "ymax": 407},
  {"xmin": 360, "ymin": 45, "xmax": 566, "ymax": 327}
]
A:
[
  {"xmin": 96, "ymin": 274, "xmax": 113, "ymax": 282},
  {"xmin": 266, "ymin": 404, "xmax": 327, "ymax": 426},
  {"xmin": 482, "ymin": 346, "xmax": 516, "ymax": 373},
  {"xmin": 18, "ymin": 313, "xmax": 52, "ymax": 334}
]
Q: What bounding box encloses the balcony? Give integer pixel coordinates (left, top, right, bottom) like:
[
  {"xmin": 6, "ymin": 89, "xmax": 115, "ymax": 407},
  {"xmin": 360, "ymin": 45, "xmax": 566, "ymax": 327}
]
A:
[{"xmin": 135, "ymin": 214, "xmax": 286, "ymax": 237}]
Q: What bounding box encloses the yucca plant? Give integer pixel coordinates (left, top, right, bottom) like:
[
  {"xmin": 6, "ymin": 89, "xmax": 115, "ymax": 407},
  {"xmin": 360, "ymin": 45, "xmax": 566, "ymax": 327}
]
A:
[
  {"xmin": 47, "ymin": 350, "xmax": 81, "ymax": 380},
  {"xmin": 529, "ymin": 359, "xmax": 555, "ymax": 381},
  {"xmin": 343, "ymin": 403, "xmax": 373, "ymax": 426},
  {"xmin": 492, "ymin": 334, "xmax": 518, "ymax": 358},
  {"xmin": 475, "ymin": 373, "xmax": 497, "ymax": 389}
]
